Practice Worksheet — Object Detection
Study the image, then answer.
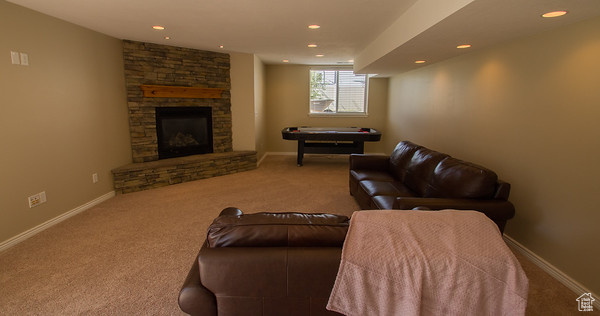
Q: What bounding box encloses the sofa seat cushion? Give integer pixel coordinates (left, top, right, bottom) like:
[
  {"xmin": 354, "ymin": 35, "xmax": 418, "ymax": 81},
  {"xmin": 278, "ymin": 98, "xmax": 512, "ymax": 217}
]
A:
[
  {"xmin": 207, "ymin": 212, "xmax": 349, "ymax": 248},
  {"xmin": 427, "ymin": 157, "xmax": 498, "ymax": 199},
  {"xmin": 359, "ymin": 180, "xmax": 416, "ymax": 197},
  {"xmin": 351, "ymin": 170, "xmax": 395, "ymax": 183},
  {"xmin": 371, "ymin": 195, "xmax": 396, "ymax": 209}
]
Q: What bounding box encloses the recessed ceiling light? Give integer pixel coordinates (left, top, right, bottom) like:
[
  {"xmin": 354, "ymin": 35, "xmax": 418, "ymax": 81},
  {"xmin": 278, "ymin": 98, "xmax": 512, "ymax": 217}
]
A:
[
  {"xmin": 308, "ymin": 24, "xmax": 321, "ymax": 29},
  {"xmin": 152, "ymin": 25, "xmax": 165, "ymax": 30},
  {"xmin": 457, "ymin": 44, "xmax": 472, "ymax": 49},
  {"xmin": 282, "ymin": 59, "xmax": 289, "ymax": 63},
  {"xmin": 164, "ymin": 36, "xmax": 170, "ymax": 40},
  {"xmin": 415, "ymin": 60, "xmax": 426, "ymax": 64},
  {"xmin": 219, "ymin": 45, "xmax": 224, "ymax": 49},
  {"xmin": 307, "ymin": 44, "xmax": 318, "ymax": 48},
  {"xmin": 542, "ymin": 11, "xmax": 567, "ymax": 18},
  {"xmin": 315, "ymin": 54, "xmax": 324, "ymax": 57}
]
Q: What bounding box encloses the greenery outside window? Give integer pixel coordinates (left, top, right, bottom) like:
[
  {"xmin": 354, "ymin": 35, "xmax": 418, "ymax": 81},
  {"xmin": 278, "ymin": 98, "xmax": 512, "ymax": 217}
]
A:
[{"xmin": 309, "ymin": 68, "xmax": 368, "ymax": 115}]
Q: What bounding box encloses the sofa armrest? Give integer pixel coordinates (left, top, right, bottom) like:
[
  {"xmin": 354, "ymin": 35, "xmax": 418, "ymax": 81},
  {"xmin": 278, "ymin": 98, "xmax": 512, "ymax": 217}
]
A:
[
  {"xmin": 349, "ymin": 154, "xmax": 390, "ymax": 171},
  {"xmin": 178, "ymin": 250, "xmax": 217, "ymax": 316},
  {"xmin": 393, "ymin": 197, "xmax": 515, "ymax": 222},
  {"xmin": 494, "ymin": 179, "xmax": 511, "ymax": 200}
]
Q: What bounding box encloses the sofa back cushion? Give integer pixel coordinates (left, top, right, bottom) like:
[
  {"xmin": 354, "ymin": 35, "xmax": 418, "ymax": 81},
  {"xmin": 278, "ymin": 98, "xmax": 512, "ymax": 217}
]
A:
[
  {"xmin": 403, "ymin": 148, "xmax": 449, "ymax": 196},
  {"xmin": 207, "ymin": 212, "xmax": 349, "ymax": 247},
  {"xmin": 427, "ymin": 157, "xmax": 498, "ymax": 199},
  {"xmin": 389, "ymin": 141, "xmax": 421, "ymax": 181}
]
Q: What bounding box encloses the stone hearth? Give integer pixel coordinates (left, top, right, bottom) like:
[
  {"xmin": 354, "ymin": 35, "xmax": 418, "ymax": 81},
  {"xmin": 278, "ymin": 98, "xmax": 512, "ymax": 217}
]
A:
[
  {"xmin": 112, "ymin": 40, "xmax": 256, "ymax": 193},
  {"xmin": 112, "ymin": 152, "xmax": 256, "ymax": 194}
]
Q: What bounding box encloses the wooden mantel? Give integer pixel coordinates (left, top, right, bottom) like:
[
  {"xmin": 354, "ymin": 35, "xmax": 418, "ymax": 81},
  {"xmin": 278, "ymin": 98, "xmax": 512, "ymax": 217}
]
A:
[{"xmin": 140, "ymin": 85, "xmax": 224, "ymax": 98}]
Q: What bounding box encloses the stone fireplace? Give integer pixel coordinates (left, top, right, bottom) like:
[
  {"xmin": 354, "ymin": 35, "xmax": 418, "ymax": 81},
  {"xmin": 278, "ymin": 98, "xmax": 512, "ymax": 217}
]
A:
[
  {"xmin": 111, "ymin": 40, "xmax": 256, "ymax": 193},
  {"xmin": 122, "ymin": 40, "xmax": 232, "ymax": 163}
]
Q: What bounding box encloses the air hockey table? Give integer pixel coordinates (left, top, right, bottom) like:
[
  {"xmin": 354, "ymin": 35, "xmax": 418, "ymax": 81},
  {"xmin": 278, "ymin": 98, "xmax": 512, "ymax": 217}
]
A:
[{"xmin": 281, "ymin": 126, "xmax": 382, "ymax": 166}]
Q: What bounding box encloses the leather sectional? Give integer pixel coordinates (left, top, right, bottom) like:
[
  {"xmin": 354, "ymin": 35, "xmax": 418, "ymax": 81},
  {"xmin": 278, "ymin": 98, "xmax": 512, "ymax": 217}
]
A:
[
  {"xmin": 350, "ymin": 141, "xmax": 515, "ymax": 232},
  {"xmin": 179, "ymin": 208, "xmax": 347, "ymax": 316}
]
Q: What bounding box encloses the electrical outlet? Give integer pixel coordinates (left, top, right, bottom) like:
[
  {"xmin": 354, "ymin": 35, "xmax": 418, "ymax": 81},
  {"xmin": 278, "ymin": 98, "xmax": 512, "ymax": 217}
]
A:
[
  {"xmin": 28, "ymin": 191, "xmax": 46, "ymax": 208},
  {"xmin": 92, "ymin": 173, "xmax": 98, "ymax": 183},
  {"xmin": 28, "ymin": 195, "xmax": 40, "ymax": 208}
]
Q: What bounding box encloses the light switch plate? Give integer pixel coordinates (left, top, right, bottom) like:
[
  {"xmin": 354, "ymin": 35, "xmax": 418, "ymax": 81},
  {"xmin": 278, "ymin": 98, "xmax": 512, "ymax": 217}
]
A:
[
  {"xmin": 11, "ymin": 51, "xmax": 20, "ymax": 64},
  {"xmin": 20, "ymin": 53, "xmax": 29, "ymax": 66}
]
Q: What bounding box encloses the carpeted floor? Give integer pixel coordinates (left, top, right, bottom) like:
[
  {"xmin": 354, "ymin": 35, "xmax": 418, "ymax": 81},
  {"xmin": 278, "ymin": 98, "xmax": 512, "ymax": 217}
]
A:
[{"xmin": 0, "ymin": 155, "xmax": 594, "ymax": 315}]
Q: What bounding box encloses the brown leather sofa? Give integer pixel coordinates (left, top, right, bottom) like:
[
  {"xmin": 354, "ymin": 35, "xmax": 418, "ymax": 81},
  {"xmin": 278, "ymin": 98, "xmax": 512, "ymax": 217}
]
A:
[
  {"xmin": 350, "ymin": 141, "xmax": 515, "ymax": 232},
  {"xmin": 178, "ymin": 208, "xmax": 348, "ymax": 316}
]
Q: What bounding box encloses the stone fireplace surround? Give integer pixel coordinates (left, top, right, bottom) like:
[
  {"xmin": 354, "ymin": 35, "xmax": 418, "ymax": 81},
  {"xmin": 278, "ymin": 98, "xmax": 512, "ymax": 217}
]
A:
[{"xmin": 111, "ymin": 40, "xmax": 256, "ymax": 194}]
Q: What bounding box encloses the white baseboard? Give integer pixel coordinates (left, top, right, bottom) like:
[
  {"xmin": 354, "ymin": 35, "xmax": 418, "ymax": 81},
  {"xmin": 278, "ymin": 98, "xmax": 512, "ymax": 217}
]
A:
[
  {"xmin": 257, "ymin": 152, "xmax": 296, "ymax": 166},
  {"xmin": 264, "ymin": 152, "xmax": 387, "ymax": 157},
  {"xmin": 256, "ymin": 152, "xmax": 271, "ymax": 166},
  {"xmin": 265, "ymin": 152, "xmax": 296, "ymax": 156},
  {"xmin": 0, "ymin": 191, "xmax": 115, "ymax": 253},
  {"xmin": 504, "ymin": 235, "xmax": 600, "ymax": 309}
]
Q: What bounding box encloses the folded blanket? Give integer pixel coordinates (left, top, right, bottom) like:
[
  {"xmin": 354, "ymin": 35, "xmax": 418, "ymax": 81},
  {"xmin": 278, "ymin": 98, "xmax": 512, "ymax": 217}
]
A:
[{"xmin": 327, "ymin": 210, "xmax": 528, "ymax": 316}]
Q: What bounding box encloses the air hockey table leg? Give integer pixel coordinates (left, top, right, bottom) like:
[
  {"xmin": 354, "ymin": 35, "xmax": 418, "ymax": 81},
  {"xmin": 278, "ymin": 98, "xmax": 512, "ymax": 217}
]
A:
[{"xmin": 297, "ymin": 140, "xmax": 305, "ymax": 166}]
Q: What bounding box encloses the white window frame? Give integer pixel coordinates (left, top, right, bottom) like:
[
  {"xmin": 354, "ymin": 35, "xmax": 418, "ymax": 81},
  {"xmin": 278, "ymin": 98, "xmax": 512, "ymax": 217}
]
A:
[{"xmin": 309, "ymin": 66, "xmax": 369, "ymax": 117}]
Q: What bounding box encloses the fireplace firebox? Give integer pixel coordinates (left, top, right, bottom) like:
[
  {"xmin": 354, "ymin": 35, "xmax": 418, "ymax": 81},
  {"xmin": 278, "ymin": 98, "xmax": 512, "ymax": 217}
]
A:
[{"xmin": 156, "ymin": 107, "xmax": 213, "ymax": 159}]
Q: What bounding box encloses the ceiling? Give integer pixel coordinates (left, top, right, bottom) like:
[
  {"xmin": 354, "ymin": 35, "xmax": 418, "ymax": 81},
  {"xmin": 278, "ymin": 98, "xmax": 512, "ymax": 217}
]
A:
[
  {"xmin": 7, "ymin": 0, "xmax": 600, "ymax": 76},
  {"xmin": 357, "ymin": 0, "xmax": 600, "ymax": 75}
]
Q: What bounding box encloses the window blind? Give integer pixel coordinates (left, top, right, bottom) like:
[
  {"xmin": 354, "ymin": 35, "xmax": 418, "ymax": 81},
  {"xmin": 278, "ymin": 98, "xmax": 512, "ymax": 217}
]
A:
[{"xmin": 309, "ymin": 69, "xmax": 367, "ymax": 114}]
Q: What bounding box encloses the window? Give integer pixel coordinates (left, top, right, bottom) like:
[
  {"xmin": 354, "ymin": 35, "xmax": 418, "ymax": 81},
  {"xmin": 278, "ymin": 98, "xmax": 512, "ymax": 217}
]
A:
[{"xmin": 309, "ymin": 68, "xmax": 368, "ymax": 115}]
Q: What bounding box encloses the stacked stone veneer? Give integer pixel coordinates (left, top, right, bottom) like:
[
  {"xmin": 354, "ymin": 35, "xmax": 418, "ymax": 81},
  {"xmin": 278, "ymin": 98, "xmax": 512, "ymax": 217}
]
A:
[
  {"xmin": 113, "ymin": 40, "xmax": 256, "ymax": 193},
  {"xmin": 123, "ymin": 40, "xmax": 233, "ymax": 162}
]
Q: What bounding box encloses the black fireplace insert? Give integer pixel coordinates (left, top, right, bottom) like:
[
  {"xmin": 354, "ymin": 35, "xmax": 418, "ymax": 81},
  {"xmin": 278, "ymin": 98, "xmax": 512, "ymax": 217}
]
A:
[{"xmin": 155, "ymin": 107, "xmax": 213, "ymax": 159}]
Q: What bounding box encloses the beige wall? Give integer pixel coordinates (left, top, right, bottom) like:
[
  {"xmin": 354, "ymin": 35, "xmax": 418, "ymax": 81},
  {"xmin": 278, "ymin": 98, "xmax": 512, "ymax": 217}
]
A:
[
  {"xmin": 0, "ymin": 1, "xmax": 131, "ymax": 243},
  {"xmin": 387, "ymin": 17, "xmax": 600, "ymax": 294},
  {"xmin": 230, "ymin": 52, "xmax": 256, "ymax": 151},
  {"xmin": 230, "ymin": 52, "xmax": 267, "ymax": 160},
  {"xmin": 253, "ymin": 55, "xmax": 267, "ymax": 160},
  {"xmin": 265, "ymin": 65, "xmax": 389, "ymax": 154}
]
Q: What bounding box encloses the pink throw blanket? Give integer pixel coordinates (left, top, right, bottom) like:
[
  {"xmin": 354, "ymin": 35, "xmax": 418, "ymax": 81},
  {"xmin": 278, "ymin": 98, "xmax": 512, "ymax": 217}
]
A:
[{"xmin": 327, "ymin": 210, "xmax": 528, "ymax": 316}]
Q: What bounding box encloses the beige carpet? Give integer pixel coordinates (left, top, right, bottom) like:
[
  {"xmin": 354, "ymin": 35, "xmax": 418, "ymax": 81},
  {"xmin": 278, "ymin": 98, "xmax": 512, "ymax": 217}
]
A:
[{"xmin": 0, "ymin": 155, "xmax": 594, "ymax": 315}]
